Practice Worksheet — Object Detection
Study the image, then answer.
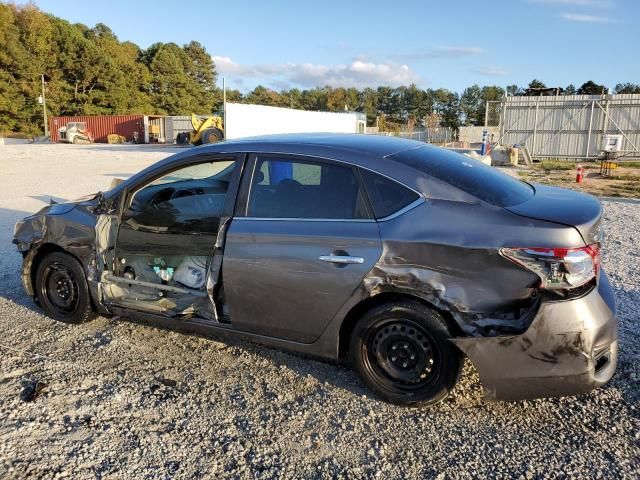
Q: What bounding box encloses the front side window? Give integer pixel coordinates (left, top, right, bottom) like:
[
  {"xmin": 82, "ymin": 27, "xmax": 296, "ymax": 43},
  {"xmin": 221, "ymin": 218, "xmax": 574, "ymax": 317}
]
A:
[
  {"xmin": 127, "ymin": 159, "xmax": 237, "ymax": 234},
  {"xmin": 247, "ymin": 157, "xmax": 369, "ymax": 219}
]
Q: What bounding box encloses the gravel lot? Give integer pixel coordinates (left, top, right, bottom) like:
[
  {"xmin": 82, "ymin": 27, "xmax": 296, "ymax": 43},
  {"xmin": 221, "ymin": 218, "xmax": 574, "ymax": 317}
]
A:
[{"xmin": 0, "ymin": 144, "xmax": 638, "ymax": 479}]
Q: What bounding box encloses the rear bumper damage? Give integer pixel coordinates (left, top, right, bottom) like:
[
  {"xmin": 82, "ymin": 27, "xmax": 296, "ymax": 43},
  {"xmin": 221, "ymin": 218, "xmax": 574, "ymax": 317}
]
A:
[{"xmin": 452, "ymin": 270, "xmax": 618, "ymax": 401}]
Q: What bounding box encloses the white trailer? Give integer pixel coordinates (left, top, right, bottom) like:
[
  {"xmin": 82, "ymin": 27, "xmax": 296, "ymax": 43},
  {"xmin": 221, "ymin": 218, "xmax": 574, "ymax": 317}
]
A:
[{"xmin": 224, "ymin": 102, "xmax": 365, "ymax": 140}]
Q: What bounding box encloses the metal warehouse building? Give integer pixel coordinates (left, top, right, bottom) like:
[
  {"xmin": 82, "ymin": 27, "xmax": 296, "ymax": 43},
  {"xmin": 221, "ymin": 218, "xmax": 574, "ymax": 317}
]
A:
[{"xmin": 487, "ymin": 94, "xmax": 640, "ymax": 160}]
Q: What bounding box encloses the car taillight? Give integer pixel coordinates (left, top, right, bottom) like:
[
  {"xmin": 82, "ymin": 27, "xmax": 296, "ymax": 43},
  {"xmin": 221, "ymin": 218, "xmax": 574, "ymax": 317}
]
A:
[{"xmin": 501, "ymin": 244, "xmax": 600, "ymax": 290}]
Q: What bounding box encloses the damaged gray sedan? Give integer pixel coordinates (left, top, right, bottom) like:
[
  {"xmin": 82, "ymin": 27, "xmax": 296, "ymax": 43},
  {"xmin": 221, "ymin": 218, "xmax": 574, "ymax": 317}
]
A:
[{"xmin": 13, "ymin": 134, "xmax": 617, "ymax": 406}]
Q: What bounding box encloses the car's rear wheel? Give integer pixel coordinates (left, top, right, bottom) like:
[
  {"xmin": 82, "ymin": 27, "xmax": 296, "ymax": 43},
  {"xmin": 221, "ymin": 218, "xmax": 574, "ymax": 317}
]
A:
[
  {"xmin": 349, "ymin": 300, "xmax": 462, "ymax": 406},
  {"xmin": 35, "ymin": 252, "xmax": 95, "ymax": 324}
]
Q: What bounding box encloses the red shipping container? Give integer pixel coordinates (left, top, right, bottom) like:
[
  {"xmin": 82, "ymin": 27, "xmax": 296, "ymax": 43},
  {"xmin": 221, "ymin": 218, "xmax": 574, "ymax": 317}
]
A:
[{"xmin": 49, "ymin": 115, "xmax": 146, "ymax": 143}]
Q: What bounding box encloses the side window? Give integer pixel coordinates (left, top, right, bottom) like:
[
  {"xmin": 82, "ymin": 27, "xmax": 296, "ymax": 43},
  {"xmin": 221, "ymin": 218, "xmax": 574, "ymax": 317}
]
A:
[
  {"xmin": 127, "ymin": 160, "xmax": 237, "ymax": 234},
  {"xmin": 360, "ymin": 169, "xmax": 420, "ymax": 219},
  {"xmin": 248, "ymin": 157, "xmax": 370, "ymax": 219}
]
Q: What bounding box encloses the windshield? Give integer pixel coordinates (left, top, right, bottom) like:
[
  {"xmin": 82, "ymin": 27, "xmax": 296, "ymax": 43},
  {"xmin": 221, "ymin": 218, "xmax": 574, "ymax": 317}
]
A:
[{"xmin": 390, "ymin": 146, "xmax": 534, "ymax": 207}]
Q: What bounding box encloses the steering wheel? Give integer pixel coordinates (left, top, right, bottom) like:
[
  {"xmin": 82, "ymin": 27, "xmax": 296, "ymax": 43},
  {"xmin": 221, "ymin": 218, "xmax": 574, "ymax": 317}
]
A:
[{"xmin": 170, "ymin": 189, "xmax": 196, "ymax": 200}]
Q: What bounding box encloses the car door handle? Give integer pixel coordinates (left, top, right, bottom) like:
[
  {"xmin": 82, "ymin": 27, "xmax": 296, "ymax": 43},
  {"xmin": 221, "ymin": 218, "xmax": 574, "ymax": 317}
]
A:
[{"xmin": 318, "ymin": 255, "xmax": 364, "ymax": 265}]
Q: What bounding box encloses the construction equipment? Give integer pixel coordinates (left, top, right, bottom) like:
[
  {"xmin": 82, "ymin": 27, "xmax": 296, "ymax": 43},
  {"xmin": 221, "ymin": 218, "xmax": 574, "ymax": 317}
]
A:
[
  {"xmin": 178, "ymin": 114, "xmax": 224, "ymax": 146},
  {"xmin": 57, "ymin": 122, "xmax": 93, "ymax": 144},
  {"xmin": 107, "ymin": 134, "xmax": 127, "ymax": 144}
]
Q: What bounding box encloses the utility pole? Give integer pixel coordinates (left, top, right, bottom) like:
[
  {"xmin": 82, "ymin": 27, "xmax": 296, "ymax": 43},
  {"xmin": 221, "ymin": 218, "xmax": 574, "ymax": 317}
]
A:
[
  {"xmin": 222, "ymin": 77, "xmax": 226, "ymax": 131},
  {"xmin": 41, "ymin": 74, "xmax": 48, "ymax": 137},
  {"xmin": 484, "ymin": 100, "xmax": 490, "ymax": 127}
]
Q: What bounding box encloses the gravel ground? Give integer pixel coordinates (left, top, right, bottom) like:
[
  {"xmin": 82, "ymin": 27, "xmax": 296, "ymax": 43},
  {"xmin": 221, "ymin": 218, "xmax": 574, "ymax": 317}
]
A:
[{"xmin": 0, "ymin": 144, "xmax": 638, "ymax": 479}]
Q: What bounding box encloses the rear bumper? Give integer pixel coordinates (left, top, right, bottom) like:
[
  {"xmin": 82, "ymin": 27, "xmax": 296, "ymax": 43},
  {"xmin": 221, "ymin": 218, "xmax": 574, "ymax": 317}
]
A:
[{"xmin": 452, "ymin": 269, "xmax": 618, "ymax": 401}]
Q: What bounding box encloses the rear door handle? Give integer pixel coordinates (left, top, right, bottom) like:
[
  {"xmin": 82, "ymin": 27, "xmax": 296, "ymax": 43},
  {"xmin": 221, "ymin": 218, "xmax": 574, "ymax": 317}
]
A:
[{"xmin": 318, "ymin": 255, "xmax": 364, "ymax": 265}]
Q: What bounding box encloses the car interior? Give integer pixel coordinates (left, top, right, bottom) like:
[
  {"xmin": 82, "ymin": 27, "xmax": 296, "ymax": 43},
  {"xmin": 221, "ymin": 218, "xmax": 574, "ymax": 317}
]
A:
[{"xmin": 103, "ymin": 161, "xmax": 240, "ymax": 320}]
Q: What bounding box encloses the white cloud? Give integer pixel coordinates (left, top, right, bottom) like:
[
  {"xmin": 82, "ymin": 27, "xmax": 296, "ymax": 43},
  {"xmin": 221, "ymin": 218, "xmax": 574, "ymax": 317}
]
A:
[
  {"xmin": 390, "ymin": 46, "xmax": 484, "ymax": 61},
  {"xmin": 472, "ymin": 66, "xmax": 508, "ymax": 76},
  {"xmin": 560, "ymin": 12, "xmax": 614, "ymax": 22},
  {"xmin": 430, "ymin": 46, "xmax": 485, "ymax": 57},
  {"xmin": 212, "ymin": 56, "xmax": 421, "ymax": 89},
  {"xmin": 530, "ymin": 0, "xmax": 612, "ymax": 6}
]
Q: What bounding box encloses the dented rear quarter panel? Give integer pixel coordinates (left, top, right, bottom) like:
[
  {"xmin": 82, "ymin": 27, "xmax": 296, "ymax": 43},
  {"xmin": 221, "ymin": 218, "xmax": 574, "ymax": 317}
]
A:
[{"xmin": 366, "ymin": 199, "xmax": 585, "ymax": 319}]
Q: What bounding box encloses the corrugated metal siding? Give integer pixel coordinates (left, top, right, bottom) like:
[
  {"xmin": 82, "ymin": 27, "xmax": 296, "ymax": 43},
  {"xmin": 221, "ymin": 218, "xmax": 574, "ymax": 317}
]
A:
[
  {"xmin": 49, "ymin": 115, "xmax": 146, "ymax": 143},
  {"xmin": 164, "ymin": 116, "xmax": 192, "ymax": 144},
  {"xmin": 498, "ymin": 94, "xmax": 640, "ymax": 159},
  {"xmin": 459, "ymin": 126, "xmax": 500, "ymax": 143}
]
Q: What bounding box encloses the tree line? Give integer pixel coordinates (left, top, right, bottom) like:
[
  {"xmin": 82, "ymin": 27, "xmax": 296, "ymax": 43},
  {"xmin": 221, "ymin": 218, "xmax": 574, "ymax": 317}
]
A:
[
  {"xmin": 1, "ymin": 3, "xmax": 639, "ymax": 135},
  {"xmin": 0, "ymin": 3, "xmax": 217, "ymax": 135}
]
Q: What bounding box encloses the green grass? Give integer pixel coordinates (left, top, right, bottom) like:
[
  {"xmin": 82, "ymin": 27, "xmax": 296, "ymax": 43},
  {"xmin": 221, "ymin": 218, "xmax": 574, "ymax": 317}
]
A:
[
  {"xmin": 617, "ymin": 161, "xmax": 640, "ymax": 168},
  {"xmin": 538, "ymin": 160, "xmax": 577, "ymax": 171},
  {"xmin": 604, "ymin": 182, "xmax": 640, "ymax": 197},
  {"xmin": 535, "ymin": 159, "xmax": 640, "ymax": 172},
  {"xmin": 609, "ymin": 173, "xmax": 640, "ymax": 182}
]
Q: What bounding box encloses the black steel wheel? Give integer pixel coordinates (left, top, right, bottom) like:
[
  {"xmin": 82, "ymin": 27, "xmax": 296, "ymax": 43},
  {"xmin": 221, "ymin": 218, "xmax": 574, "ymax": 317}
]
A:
[
  {"xmin": 350, "ymin": 301, "xmax": 462, "ymax": 406},
  {"xmin": 35, "ymin": 252, "xmax": 95, "ymax": 324}
]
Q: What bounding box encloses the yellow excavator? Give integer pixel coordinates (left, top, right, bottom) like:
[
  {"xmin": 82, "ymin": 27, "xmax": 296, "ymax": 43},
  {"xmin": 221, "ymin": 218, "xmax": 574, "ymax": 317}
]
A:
[{"xmin": 178, "ymin": 114, "xmax": 224, "ymax": 145}]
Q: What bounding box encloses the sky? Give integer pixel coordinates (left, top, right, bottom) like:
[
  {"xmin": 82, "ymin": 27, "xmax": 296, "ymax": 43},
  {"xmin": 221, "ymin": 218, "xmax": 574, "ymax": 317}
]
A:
[{"xmin": 27, "ymin": 0, "xmax": 640, "ymax": 93}]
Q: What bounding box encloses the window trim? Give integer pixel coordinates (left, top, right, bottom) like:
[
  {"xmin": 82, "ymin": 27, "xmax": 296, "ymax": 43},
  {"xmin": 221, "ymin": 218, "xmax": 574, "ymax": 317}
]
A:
[
  {"xmin": 237, "ymin": 153, "xmax": 376, "ymax": 222},
  {"xmin": 376, "ymin": 196, "xmax": 425, "ymax": 222},
  {"xmin": 358, "ymin": 166, "xmax": 424, "ymax": 221},
  {"xmin": 358, "ymin": 166, "xmax": 425, "ymax": 222}
]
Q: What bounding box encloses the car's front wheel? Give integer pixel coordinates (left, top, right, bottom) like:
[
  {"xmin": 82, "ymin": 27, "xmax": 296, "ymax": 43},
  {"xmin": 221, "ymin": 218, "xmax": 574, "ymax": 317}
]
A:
[
  {"xmin": 349, "ymin": 300, "xmax": 462, "ymax": 406},
  {"xmin": 35, "ymin": 252, "xmax": 95, "ymax": 324}
]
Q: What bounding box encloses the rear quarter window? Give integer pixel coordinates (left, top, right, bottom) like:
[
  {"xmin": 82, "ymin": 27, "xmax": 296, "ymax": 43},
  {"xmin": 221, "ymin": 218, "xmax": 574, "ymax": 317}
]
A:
[
  {"xmin": 391, "ymin": 146, "xmax": 533, "ymax": 207},
  {"xmin": 360, "ymin": 169, "xmax": 420, "ymax": 219}
]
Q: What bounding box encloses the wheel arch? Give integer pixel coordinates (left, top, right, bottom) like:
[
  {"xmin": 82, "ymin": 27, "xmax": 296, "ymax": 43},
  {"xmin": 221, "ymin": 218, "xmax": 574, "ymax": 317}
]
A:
[
  {"xmin": 337, "ymin": 291, "xmax": 465, "ymax": 361},
  {"xmin": 26, "ymin": 243, "xmax": 93, "ymax": 310}
]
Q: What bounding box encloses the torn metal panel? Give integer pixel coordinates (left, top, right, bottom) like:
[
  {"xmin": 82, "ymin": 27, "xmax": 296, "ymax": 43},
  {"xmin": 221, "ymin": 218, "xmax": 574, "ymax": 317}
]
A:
[
  {"xmin": 363, "ymin": 240, "xmax": 541, "ymax": 336},
  {"xmin": 452, "ymin": 281, "xmax": 618, "ymax": 401},
  {"xmin": 96, "ymin": 212, "xmax": 226, "ymax": 322},
  {"xmin": 100, "ymin": 258, "xmax": 217, "ymax": 321},
  {"xmin": 14, "ymin": 200, "xmax": 101, "ymax": 297},
  {"xmin": 95, "ymin": 213, "xmax": 119, "ymax": 273},
  {"xmin": 19, "ymin": 247, "xmax": 39, "ymax": 296},
  {"xmin": 206, "ymin": 217, "xmax": 231, "ymax": 315},
  {"xmin": 100, "ymin": 273, "xmax": 212, "ymax": 318},
  {"xmin": 363, "ymin": 199, "xmax": 593, "ymax": 337}
]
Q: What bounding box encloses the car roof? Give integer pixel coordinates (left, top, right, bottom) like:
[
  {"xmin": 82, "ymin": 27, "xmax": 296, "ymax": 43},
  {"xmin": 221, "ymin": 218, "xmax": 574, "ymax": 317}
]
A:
[
  {"xmin": 107, "ymin": 134, "xmax": 473, "ymax": 203},
  {"xmin": 207, "ymin": 133, "xmax": 425, "ymax": 159}
]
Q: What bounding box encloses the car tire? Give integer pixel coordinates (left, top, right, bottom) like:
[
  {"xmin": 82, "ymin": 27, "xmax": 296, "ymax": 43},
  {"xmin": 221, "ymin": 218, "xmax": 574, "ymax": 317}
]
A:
[
  {"xmin": 349, "ymin": 300, "xmax": 462, "ymax": 407},
  {"xmin": 201, "ymin": 128, "xmax": 224, "ymax": 144},
  {"xmin": 35, "ymin": 252, "xmax": 95, "ymax": 324}
]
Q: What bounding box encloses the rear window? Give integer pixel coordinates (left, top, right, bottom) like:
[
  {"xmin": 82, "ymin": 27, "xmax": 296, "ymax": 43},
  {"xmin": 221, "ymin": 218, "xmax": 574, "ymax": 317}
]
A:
[{"xmin": 391, "ymin": 146, "xmax": 534, "ymax": 207}]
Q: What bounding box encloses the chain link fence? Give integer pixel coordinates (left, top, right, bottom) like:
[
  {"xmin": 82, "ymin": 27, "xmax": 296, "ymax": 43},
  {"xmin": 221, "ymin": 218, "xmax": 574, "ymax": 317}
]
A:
[{"xmin": 373, "ymin": 127, "xmax": 453, "ymax": 144}]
